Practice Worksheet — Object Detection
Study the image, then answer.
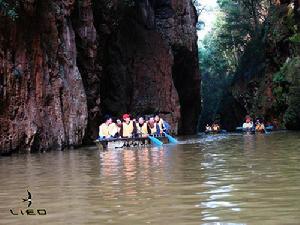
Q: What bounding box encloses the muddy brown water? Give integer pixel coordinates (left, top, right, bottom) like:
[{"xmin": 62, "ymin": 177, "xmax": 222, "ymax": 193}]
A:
[{"xmin": 0, "ymin": 131, "xmax": 300, "ymax": 225}]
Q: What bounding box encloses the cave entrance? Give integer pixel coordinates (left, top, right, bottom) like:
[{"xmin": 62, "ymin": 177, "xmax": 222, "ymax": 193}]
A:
[{"xmin": 172, "ymin": 45, "xmax": 200, "ymax": 135}]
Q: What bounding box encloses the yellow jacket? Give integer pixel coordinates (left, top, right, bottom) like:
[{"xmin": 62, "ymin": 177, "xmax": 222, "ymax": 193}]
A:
[
  {"xmin": 108, "ymin": 123, "xmax": 118, "ymax": 137},
  {"xmin": 121, "ymin": 121, "xmax": 135, "ymax": 137},
  {"xmin": 148, "ymin": 123, "xmax": 157, "ymax": 135},
  {"xmin": 99, "ymin": 123, "xmax": 109, "ymax": 137},
  {"xmin": 136, "ymin": 123, "xmax": 148, "ymax": 136},
  {"xmin": 99, "ymin": 123, "xmax": 118, "ymax": 138}
]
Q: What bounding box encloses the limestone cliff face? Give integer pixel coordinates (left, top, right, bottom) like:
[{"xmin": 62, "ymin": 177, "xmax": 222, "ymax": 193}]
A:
[
  {"xmin": 0, "ymin": 0, "xmax": 88, "ymax": 153},
  {"xmin": 0, "ymin": 0, "xmax": 200, "ymax": 153},
  {"xmin": 88, "ymin": 0, "xmax": 200, "ymax": 137},
  {"xmin": 219, "ymin": 1, "xmax": 300, "ymax": 131}
]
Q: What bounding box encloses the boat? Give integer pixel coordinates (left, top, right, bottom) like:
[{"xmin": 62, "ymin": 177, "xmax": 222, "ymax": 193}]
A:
[
  {"xmin": 95, "ymin": 135, "xmax": 170, "ymax": 150},
  {"xmin": 205, "ymin": 130, "xmax": 227, "ymax": 135},
  {"xmin": 235, "ymin": 126, "xmax": 273, "ymax": 134}
]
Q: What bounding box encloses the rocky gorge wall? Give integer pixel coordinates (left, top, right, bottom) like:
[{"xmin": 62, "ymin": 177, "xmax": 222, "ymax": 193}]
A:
[{"xmin": 0, "ymin": 0, "xmax": 200, "ymax": 154}]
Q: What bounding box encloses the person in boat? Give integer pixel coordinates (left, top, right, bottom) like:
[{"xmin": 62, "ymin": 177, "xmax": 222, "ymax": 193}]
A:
[
  {"xmin": 116, "ymin": 118, "xmax": 122, "ymax": 135},
  {"xmin": 108, "ymin": 119, "xmax": 119, "ymax": 138},
  {"xmin": 242, "ymin": 116, "xmax": 254, "ymax": 131},
  {"xmin": 99, "ymin": 116, "xmax": 113, "ymax": 139},
  {"xmin": 205, "ymin": 124, "xmax": 212, "ymax": 133},
  {"xmin": 147, "ymin": 117, "xmax": 158, "ymax": 135},
  {"xmin": 211, "ymin": 122, "xmax": 220, "ymax": 133},
  {"xmin": 120, "ymin": 114, "xmax": 137, "ymax": 138},
  {"xmin": 136, "ymin": 116, "xmax": 149, "ymax": 137},
  {"xmin": 255, "ymin": 119, "xmax": 265, "ymax": 133},
  {"xmin": 154, "ymin": 114, "xmax": 165, "ymax": 135}
]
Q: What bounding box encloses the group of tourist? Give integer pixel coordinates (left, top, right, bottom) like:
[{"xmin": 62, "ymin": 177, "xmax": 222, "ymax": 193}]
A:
[
  {"xmin": 205, "ymin": 122, "xmax": 221, "ymax": 133},
  {"xmin": 242, "ymin": 115, "xmax": 266, "ymax": 133},
  {"xmin": 98, "ymin": 114, "xmax": 170, "ymax": 139},
  {"xmin": 204, "ymin": 115, "xmax": 268, "ymax": 134}
]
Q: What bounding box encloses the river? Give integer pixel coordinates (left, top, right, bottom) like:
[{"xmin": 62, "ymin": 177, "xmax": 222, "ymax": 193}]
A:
[{"xmin": 0, "ymin": 131, "xmax": 300, "ymax": 225}]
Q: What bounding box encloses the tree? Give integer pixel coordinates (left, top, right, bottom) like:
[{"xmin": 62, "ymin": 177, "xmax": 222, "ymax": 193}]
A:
[
  {"xmin": 198, "ymin": 0, "xmax": 275, "ymax": 128},
  {"xmin": 0, "ymin": 0, "xmax": 18, "ymax": 20}
]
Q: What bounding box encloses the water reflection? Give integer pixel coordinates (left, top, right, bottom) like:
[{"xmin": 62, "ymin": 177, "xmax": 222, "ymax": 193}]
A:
[{"xmin": 0, "ymin": 132, "xmax": 300, "ymax": 224}]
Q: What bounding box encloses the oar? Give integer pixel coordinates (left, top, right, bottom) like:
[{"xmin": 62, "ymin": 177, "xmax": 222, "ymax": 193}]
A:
[
  {"xmin": 265, "ymin": 126, "xmax": 273, "ymax": 134},
  {"xmin": 163, "ymin": 132, "xmax": 178, "ymax": 144},
  {"xmin": 236, "ymin": 127, "xmax": 243, "ymax": 131},
  {"xmin": 148, "ymin": 135, "xmax": 163, "ymax": 146},
  {"xmin": 265, "ymin": 125, "xmax": 273, "ymax": 131}
]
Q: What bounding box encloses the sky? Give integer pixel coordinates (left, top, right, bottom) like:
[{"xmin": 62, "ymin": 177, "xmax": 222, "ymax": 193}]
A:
[{"xmin": 196, "ymin": 0, "xmax": 219, "ymax": 40}]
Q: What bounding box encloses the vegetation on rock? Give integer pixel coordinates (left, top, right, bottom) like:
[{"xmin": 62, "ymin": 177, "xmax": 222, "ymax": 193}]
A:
[
  {"xmin": 199, "ymin": 0, "xmax": 300, "ymax": 130},
  {"xmin": 0, "ymin": 0, "xmax": 18, "ymax": 20}
]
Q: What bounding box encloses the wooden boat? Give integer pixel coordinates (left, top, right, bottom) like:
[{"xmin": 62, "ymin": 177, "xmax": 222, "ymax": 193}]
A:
[{"xmin": 95, "ymin": 136, "xmax": 169, "ymax": 150}]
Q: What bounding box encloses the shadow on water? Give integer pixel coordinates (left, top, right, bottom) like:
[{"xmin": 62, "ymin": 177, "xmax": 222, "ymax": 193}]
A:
[{"xmin": 0, "ymin": 131, "xmax": 300, "ymax": 224}]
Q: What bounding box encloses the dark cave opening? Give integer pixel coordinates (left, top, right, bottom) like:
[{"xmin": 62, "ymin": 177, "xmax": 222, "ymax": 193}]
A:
[{"xmin": 172, "ymin": 45, "xmax": 200, "ymax": 135}]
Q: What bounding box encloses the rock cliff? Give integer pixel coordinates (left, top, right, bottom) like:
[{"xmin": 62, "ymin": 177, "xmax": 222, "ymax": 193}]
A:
[{"xmin": 0, "ymin": 0, "xmax": 200, "ymax": 153}]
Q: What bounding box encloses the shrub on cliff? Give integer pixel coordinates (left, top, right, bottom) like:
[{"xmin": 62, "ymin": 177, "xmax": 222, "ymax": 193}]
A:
[
  {"xmin": 272, "ymin": 66, "xmax": 290, "ymax": 113},
  {"xmin": 0, "ymin": 0, "xmax": 18, "ymax": 20},
  {"xmin": 272, "ymin": 57, "xmax": 300, "ymax": 129}
]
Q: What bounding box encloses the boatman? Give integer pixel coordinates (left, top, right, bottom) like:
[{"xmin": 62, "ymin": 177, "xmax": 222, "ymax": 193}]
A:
[
  {"xmin": 120, "ymin": 114, "xmax": 136, "ymax": 138},
  {"xmin": 136, "ymin": 117, "xmax": 149, "ymax": 137}
]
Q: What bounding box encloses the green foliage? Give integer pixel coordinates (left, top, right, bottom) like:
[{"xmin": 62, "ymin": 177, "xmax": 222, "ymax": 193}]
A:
[
  {"xmin": 285, "ymin": 5, "xmax": 297, "ymax": 33},
  {"xmin": 271, "ymin": 59, "xmax": 296, "ymax": 113},
  {"xmin": 273, "ymin": 72, "xmax": 286, "ymax": 84},
  {"xmin": 283, "ymin": 107, "xmax": 297, "ymax": 125},
  {"xmin": 198, "ymin": 0, "xmax": 273, "ymax": 127},
  {"xmin": 289, "ymin": 33, "xmax": 300, "ymax": 43},
  {"xmin": 0, "ymin": 0, "xmax": 19, "ymax": 20},
  {"xmin": 123, "ymin": 0, "xmax": 135, "ymax": 8}
]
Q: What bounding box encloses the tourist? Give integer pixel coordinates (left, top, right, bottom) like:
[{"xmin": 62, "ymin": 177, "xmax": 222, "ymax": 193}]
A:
[
  {"xmin": 99, "ymin": 116, "xmax": 113, "ymax": 139},
  {"xmin": 205, "ymin": 124, "xmax": 212, "ymax": 133},
  {"xmin": 108, "ymin": 120, "xmax": 119, "ymax": 138},
  {"xmin": 242, "ymin": 116, "xmax": 254, "ymax": 131},
  {"xmin": 147, "ymin": 117, "xmax": 157, "ymax": 135},
  {"xmin": 255, "ymin": 119, "xmax": 265, "ymax": 133},
  {"xmin": 120, "ymin": 114, "xmax": 136, "ymax": 138},
  {"xmin": 116, "ymin": 118, "xmax": 122, "ymax": 134},
  {"xmin": 154, "ymin": 114, "xmax": 165, "ymax": 134},
  {"xmin": 136, "ymin": 117, "xmax": 149, "ymax": 137},
  {"xmin": 212, "ymin": 122, "xmax": 220, "ymax": 132}
]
